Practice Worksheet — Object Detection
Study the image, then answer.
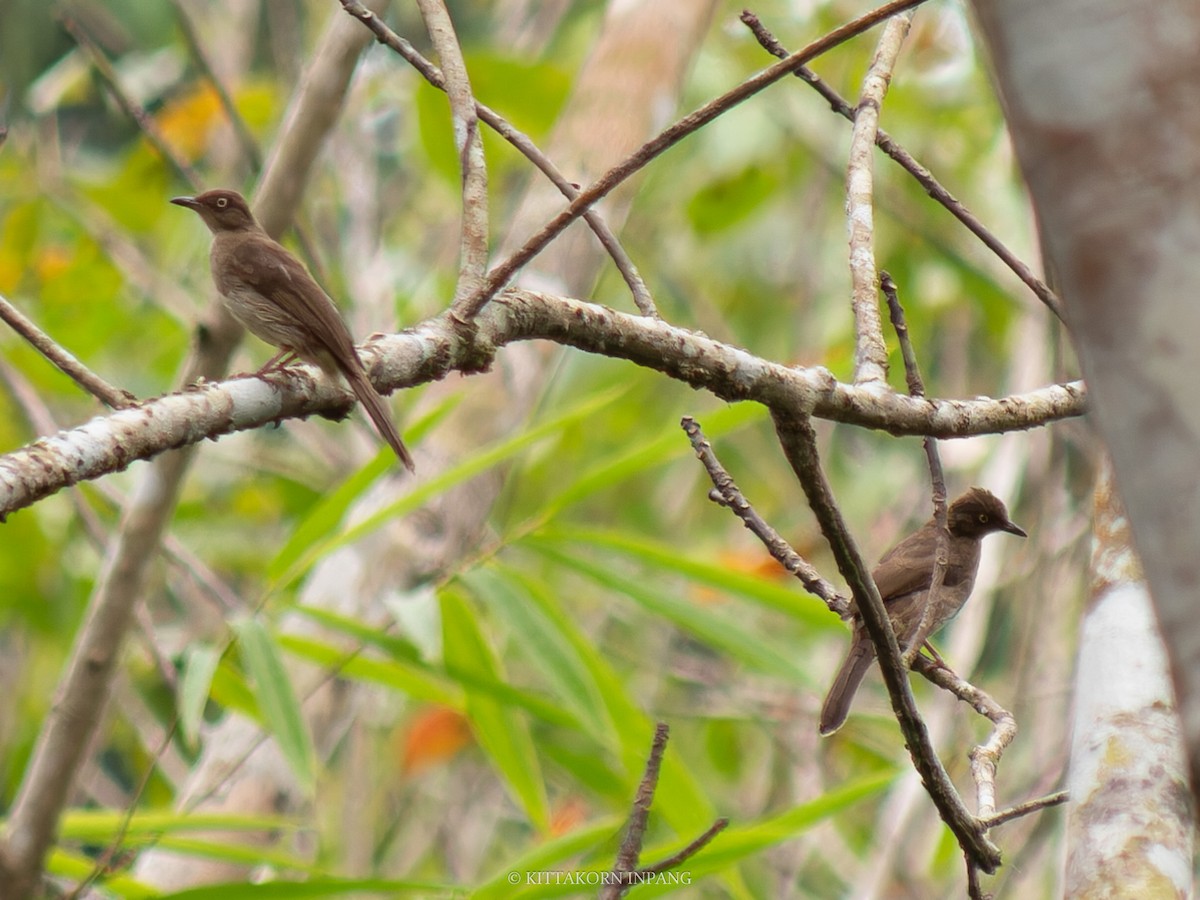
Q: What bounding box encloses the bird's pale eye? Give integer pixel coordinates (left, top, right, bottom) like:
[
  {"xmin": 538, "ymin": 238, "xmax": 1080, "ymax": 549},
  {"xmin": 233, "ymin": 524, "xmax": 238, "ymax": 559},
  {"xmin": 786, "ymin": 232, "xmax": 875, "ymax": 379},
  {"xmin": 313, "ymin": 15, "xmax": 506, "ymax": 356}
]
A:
[
  {"xmin": 216, "ymin": 197, "xmax": 228, "ymax": 208},
  {"xmin": 978, "ymin": 513, "xmax": 989, "ymax": 523}
]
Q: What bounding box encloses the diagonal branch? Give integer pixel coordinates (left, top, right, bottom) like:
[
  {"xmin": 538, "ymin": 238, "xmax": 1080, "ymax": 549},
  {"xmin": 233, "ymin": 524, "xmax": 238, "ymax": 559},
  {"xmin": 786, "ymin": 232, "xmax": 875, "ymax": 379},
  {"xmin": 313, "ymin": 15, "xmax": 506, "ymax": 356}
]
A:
[
  {"xmin": 0, "ymin": 294, "xmax": 137, "ymax": 410},
  {"xmin": 770, "ymin": 409, "xmax": 1001, "ymax": 873},
  {"xmin": 338, "ymin": 0, "xmax": 658, "ymax": 316},
  {"xmin": 740, "ymin": 10, "xmax": 1064, "ymax": 322},
  {"xmin": 846, "ymin": 13, "xmax": 913, "ymax": 385},
  {"xmin": 453, "ymin": 0, "xmax": 930, "ymax": 319}
]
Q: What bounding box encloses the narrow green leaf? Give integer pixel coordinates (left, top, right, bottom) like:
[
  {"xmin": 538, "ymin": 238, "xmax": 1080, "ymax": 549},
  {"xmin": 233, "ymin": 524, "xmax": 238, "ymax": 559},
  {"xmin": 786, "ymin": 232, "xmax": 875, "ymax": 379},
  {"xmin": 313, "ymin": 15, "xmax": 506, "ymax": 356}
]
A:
[
  {"xmin": 270, "ymin": 385, "xmax": 631, "ymax": 590},
  {"xmin": 60, "ymin": 809, "xmax": 296, "ymax": 840},
  {"xmin": 460, "ymin": 568, "xmax": 611, "ymax": 739},
  {"xmin": 537, "ymin": 402, "xmax": 764, "ymax": 518},
  {"xmin": 529, "ymin": 544, "xmax": 808, "ymax": 681},
  {"xmin": 178, "ymin": 643, "xmax": 221, "ymax": 748},
  {"xmin": 465, "ymin": 566, "xmax": 718, "ymax": 839},
  {"xmin": 471, "ymin": 817, "xmax": 623, "ymax": 900},
  {"xmin": 277, "ymin": 633, "xmax": 463, "ymax": 709},
  {"xmin": 154, "ymin": 873, "xmax": 460, "ymax": 899},
  {"xmin": 626, "ymin": 769, "xmax": 897, "ymax": 897},
  {"xmin": 232, "ymin": 617, "xmax": 316, "ymax": 792},
  {"xmin": 441, "ymin": 587, "xmax": 550, "ymax": 830},
  {"xmin": 530, "ymin": 527, "xmax": 836, "ymax": 630},
  {"xmin": 270, "ymin": 393, "xmax": 462, "ymax": 581}
]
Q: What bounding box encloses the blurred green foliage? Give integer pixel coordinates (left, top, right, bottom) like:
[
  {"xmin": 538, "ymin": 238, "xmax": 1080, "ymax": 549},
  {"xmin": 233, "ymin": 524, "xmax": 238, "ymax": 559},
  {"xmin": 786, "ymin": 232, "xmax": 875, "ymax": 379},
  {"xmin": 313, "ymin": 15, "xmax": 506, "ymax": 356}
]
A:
[{"xmin": 0, "ymin": 1, "xmax": 1074, "ymax": 897}]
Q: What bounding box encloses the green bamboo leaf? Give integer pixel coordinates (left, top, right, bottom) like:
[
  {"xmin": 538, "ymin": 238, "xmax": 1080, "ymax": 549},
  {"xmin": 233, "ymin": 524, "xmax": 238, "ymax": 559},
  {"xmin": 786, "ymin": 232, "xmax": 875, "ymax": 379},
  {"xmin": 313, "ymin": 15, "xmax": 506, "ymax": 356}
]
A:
[
  {"xmin": 528, "ymin": 544, "xmax": 808, "ymax": 681},
  {"xmin": 270, "ymin": 393, "xmax": 462, "ymax": 581},
  {"xmin": 178, "ymin": 643, "xmax": 221, "ymax": 748},
  {"xmin": 623, "ymin": 769, "xmax": 897, "ymax": 896},
  {"xmin": 460, "ymin": 568, "xmax": 611, "ymax": 739},
  {"xmin": 277, "ymin": 634, "xmax": 463, "ymax": 709},
  {"xmin": 466, "ymin": 566, "xmax": 719, "ymax": 838},
  {"xmin": 530, "ymin": 527, "xmax": 836, "ymax": 630},
  {"xmin": 536, "ymin": 402, "xmax": 764, "ymax": 519},
  {"xmin": 232, "ymin": 617, "xmax": 316, "ymax": 792},
  {"xmin": 441, "ymin": 586, "xmax": 550, "ymax": 831},
  {"xmin": 60, "ymin": 809, "xmax": 295, "ymax": 840},
  {"xmin": 471, "ymin": 817, "xmax": 623, "ymax": 900},
  {"xmin": 45, "ymin": 848, "xmax": 160, "ymax": 898},
  {"xmin": 154, "ymin": 874, "xmax": 459, "ymax": 899},
  {"xmin": 270, "ymin": 384, "xmax": 631, "ymax": 590},
  {"xmin": 208, "ymin": 656, "xmax": 259, "ymax": 720}
]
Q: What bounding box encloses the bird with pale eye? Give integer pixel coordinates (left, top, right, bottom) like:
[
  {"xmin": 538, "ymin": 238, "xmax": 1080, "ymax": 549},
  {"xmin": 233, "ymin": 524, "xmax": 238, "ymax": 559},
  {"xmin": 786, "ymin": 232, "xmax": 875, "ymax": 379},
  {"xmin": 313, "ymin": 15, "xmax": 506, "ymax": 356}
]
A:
[
  {"xmin": 172, "ymin": 189, "xmax": 414, "ymax": 471},
  {"xmin": 819, "ymin": 487, "xmax": 1025, "ymax": 736}
]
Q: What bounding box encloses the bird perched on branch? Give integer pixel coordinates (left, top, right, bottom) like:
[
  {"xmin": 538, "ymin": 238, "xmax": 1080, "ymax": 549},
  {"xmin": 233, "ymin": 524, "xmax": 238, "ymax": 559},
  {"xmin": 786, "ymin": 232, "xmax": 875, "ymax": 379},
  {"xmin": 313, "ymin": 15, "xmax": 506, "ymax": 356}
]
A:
[
  {"xmin": 819, "ymin": 487, "xmax": 1025, "ymax": 735},
  {"xmin": 172, "ymin": 189, "xmax": 414, "ymax": 471}
]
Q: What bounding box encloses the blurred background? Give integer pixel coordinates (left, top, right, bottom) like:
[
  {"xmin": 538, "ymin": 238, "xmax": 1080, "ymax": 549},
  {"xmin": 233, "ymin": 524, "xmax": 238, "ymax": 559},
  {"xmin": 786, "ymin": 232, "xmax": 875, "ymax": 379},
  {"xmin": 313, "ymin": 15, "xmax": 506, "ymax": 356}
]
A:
[{"xmin": 0, "ymin": 1, "xmax": 1090, "ymax": 896}]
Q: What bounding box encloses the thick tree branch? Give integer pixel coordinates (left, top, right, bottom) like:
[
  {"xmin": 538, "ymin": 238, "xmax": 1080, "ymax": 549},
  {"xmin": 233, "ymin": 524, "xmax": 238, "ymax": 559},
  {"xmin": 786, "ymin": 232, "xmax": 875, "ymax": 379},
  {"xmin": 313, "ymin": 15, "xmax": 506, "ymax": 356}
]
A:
[
  {"xmin": 770, "ymin": 410, "xmax": 1001, "ymax": 873},
  {"xmin": 0, "ymin": 289, "xmax": 1085, "ymax": 519}
]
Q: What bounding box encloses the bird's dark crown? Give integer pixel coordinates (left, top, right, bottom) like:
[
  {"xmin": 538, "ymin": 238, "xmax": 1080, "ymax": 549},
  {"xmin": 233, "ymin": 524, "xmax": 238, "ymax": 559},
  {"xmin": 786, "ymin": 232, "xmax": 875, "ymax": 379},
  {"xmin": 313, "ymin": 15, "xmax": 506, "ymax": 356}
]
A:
[
  {"xmin": 947, "ymin": 487, "xmax": 1026, "ymax": 538},
  {"xmin": 171, "ymin": 189, "xmax": 258, "ymax": 233}
]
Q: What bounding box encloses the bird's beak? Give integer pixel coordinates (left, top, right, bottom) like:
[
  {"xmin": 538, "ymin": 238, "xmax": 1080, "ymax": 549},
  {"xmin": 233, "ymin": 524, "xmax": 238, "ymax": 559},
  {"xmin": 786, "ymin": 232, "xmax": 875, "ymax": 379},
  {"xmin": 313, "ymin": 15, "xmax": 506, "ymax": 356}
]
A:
[
  {"xmin": 1001, "ymin": 519, "xmax": 1027, "ymax": 538},
  {"xmin": 170, "ymin": 196, "xmax": 199, "ymax": 209}
]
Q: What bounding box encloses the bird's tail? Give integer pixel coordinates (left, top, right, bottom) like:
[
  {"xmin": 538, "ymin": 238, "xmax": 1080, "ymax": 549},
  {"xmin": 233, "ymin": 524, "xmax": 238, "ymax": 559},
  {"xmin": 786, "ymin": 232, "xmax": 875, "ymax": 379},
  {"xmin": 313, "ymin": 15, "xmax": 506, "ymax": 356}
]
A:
[
  {"xmin": 343, "ymin": 363, "xmax": 415, "ymax": 472},
  {"xmin": 818, "ymin": 638, "xmax": 877, "ymax": 736}
]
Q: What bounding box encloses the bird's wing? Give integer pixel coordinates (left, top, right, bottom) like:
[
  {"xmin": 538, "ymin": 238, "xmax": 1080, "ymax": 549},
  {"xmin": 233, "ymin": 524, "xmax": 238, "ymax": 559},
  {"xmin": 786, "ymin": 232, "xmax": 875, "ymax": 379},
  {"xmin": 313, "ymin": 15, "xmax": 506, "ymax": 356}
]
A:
[
  {"xmin": 871, "ymin": 525, "xmax": 937, "ymax": 601},
  {"xmin": 226, "ymin": 234, "xmax": 358, "ymax": 360}
]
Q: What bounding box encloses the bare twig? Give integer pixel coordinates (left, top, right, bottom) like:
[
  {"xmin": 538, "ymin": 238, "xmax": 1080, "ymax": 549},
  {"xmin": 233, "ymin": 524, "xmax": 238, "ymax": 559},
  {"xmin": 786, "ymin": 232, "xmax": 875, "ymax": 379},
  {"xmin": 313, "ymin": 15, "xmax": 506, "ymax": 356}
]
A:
[
  {"xmin": 740, "ymin": 10, "xmax": 1065, "ymax": 322},
  {"xmin": 60, "ymin": 16, "xmax": 202, "ymax": 191},
  {"xmin": 609, "ymin": 723, "xmax": 668, "ymax": 885},
  {"xmin": 770, "ymin": 409, "xmax": 1001, "ymax": 873},
  {"xmin": 630, "ymin": 816, "xmax": 728, "ymax": 880},
  {"xmin": 846, "ymin": 13, "xmax": 913, "ymax": 385},
  {"xmin": 600, "ymin": 723, "xmax": 729, "ymax": 899},
  {"xmin": 881, "ymin": 272, "xmax": 949, "ymax": 661},
  {"xmin": 338, "ymin": 0, "xmax": 658, "ymax": 316},
  {"xmin": 414, "ymin": 0, "xmax": 489, "ymax": 308},
  {"xmin": 980, "ymin": 790, "xmax": 1068, "ymax": 829},
  {"xmin": 681, "ymin": 415, "xmax": 848, "ymax": 615},
  {"xmin": 0, "ymin": 294, "xmax": 137, "ymax": 409},
  {"xmin": 170, "ymin": 0, "xmax": 263, "ymax": 170},
  {"xmin": 453, "ymin": 0, "xmax": 930, "ymax": 319}
]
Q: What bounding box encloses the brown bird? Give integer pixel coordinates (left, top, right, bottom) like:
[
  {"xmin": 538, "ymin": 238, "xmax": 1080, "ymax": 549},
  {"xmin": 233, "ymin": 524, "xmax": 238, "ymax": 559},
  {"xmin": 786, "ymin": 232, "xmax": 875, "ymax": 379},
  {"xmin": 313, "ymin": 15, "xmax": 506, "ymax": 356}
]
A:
[
  {"xmin": 818, "ymin": 487, "xmax": 1025, "ymax": 736},
  {"xmin": 172, "ymin": 189, "xmax": 414, "ymax": 471}
]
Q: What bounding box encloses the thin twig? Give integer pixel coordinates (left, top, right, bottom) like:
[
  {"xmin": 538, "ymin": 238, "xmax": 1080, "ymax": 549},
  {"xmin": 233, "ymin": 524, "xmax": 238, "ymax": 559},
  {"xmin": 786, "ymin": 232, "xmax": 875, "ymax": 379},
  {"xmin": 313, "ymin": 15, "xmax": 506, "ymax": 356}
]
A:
[
  {"xmin": 453, "ymin": 0, "xmax": 930, "ymax": 320},
  {"xmin": 846, "ymin": 13, "xmax": 913, "ymax": 385},
  {"xmin": 414, "ymin": 0, "xmax": 489, "ymax": 306},
  {"xmin": 60, "ymin": 16, "xmax": 202, "ymax": 191},
  {"xmin": 338, "ymin": 0, "xmax": 658, "ymax": 316},
  {"xmin": 612, "ymin": 723, "xmax": 668, "ymax": 877},
  {"xmin": 0, "ymin": 294, "xmax": 137, "ymax": 409},
  {"xmin": 65, "ymin": 722, "xmax": 179, "ymax": 899},
  {"xmin": 681, "ymin": 415, "xmax": 848, "ymax": 615},
  {"xmin": 881, "ymin": 272, "xmax": 949, "ymax": 660},
  {"xmin": 601, "ymin": 723, "xmax": 729, "ymax": 898},
  {"xmin": 980, "ymin": 790, "xmax": 1068, "ymax": 829},
  {"xmin": 740, "ymin": 10, "xmax": 1065, "ymax": 322},
  {"xmin": 771, "ymin": 409, "xmax": 1001, "ymax": 873},
  {"xmin": 170, "ymin": 0, "xmax": 263, "ymax": 170},
  {"xmin": 629, "ymin": 816, "xmax": 729, "ymax": 880}
]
